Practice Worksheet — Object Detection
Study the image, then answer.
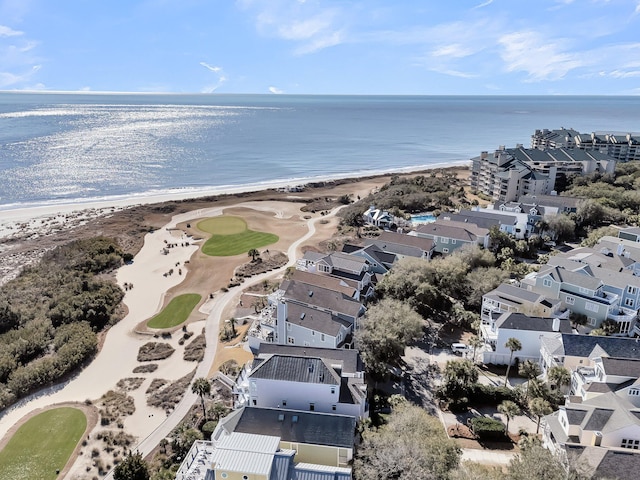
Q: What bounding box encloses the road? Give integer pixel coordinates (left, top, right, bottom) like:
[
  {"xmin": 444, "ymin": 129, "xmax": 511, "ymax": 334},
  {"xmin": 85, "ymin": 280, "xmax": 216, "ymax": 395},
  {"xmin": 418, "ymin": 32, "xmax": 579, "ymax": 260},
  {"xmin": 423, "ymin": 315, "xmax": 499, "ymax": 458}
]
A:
[{"xmin": 104, "ymin": 205, "xmax": 342, "ymax": 478}]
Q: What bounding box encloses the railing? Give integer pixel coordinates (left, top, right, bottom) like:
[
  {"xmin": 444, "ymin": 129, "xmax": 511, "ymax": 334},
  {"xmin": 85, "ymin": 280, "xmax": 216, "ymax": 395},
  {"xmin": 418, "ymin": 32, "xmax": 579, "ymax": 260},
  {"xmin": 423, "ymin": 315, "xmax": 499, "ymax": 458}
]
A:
[
  {"xmin": 607, "ymin": 307, "xmax": 638, "ymax": 323},
  {"xmin": 175, "ymin": 440, "xmax": 215, "ymax": 480}
]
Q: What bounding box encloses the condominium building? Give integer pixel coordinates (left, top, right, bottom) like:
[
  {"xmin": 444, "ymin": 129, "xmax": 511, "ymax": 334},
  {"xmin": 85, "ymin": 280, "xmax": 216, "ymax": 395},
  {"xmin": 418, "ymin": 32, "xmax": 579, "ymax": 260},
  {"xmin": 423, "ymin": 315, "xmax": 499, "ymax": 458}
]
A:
[
  {"xmin": 532, "ymin": 128, "xmax": 640, "ymax": 162},
  {"xmin": 470, "ymin": 146, "xmax": 616, "ymax": 203}
]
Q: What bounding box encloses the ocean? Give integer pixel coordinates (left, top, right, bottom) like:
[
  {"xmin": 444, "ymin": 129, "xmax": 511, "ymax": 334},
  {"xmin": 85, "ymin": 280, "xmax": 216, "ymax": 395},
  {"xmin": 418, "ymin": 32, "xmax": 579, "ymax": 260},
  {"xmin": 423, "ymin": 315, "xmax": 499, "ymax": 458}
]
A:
[{"xmin": 1, "ymin": 93, "xmax": 639, "ymax": 209}]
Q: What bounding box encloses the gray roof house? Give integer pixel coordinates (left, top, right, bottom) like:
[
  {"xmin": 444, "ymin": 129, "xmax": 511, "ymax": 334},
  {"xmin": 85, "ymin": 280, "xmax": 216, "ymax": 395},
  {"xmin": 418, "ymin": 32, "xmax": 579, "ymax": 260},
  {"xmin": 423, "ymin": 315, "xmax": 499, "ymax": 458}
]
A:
[
  {"xmin": 481, "ymin": 282, "xmax": 564, "ymax": 326},
  {"xmin": 176, "ymin": 406, "xmax": 356, "ymax": 480},
  {"xmin": 365, "ymin": 230, "xmax": 435, "ymax": 260},
  {"xmin": 543, "ymin": 392, "xmax": 640, "ymax": 461},
  {"xmin": 410, "ymin": 220, "xmax": 490, "ymax": 254},
  {"xmin": 233, "ymin": 345, "xmax": 367, "ymax": 418},
  {"xmin": 481, "ymin": 311, "xmax": 571, "ymax": 365}
]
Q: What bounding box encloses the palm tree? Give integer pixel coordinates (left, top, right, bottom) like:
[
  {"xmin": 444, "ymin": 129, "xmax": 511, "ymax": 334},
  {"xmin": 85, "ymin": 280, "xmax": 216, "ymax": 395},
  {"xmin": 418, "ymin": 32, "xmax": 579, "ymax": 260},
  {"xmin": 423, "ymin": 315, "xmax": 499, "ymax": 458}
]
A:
[
  {"xmin": 228, "ymin": 317, "xmax": 237, "ymax": 337},
  {"xmin": 498, "ymin": 400, "xmax": 521, "ymax": 434},
  {"xmin": 518, "ymin": 359, "xmax": 542, "ymax": 399},
  {"xmin": 248, "ymin": 248, "xmax": 260, "ymax": 262},
  {"xmin": 191, "ymin": 377, "xmax": 211, "ymax": 420},
  {"xmin": 504, "ymin": 337, "xmax": 522, "ymax": 387},
  {"xmin": 548, "ymin": 365, "xmax": 571, "ymax": 394},
  {"xmin": 468, "ymin": 335, "xmax": 484, "ymax": 364},
  {"xmin": 529, "ymin": 397, "xmax": 553, "ymax": 434}
]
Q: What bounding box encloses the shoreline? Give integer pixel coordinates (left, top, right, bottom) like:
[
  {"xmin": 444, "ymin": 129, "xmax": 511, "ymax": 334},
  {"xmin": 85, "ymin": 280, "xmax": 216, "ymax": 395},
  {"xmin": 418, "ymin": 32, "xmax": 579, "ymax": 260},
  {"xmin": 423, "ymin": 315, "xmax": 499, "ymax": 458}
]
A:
[{"xmin": 0, "ymin": 160, "xmax": 470, "ymax": 223}]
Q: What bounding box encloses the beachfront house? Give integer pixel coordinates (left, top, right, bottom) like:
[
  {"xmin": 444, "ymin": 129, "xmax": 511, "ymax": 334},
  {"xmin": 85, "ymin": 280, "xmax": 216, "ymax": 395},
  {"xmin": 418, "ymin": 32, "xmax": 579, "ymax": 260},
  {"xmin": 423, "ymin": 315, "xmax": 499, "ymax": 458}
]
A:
[
  {"xmin": 543, "ymin": 392, "xmax": 640, "ymax": 458},
  {"xmin": 409, "ymin": 220, "xmax": 490, "ymax": 255},
  {"xmin": 364, "ymin": 230, "xmax": 435, "ymax": 260},
  {"xmin": 481, "ymin": 312, "xmax": 571, "ymax": 365},
  {"xmin": 570, "ymin": 356, "xmax": 640, "ymax": 403},
  {"xmin": 233, "ymin": 344, "xmax": 367, "ymax": 418},
  {"xmin": 521, "ymin": 259, "xmax": 640, "ymax": 336},
  {"xmin": 297, "ymin": 251, "xmax": 375, "ymax": 299},
  {"xmin": 440, "ymin": 209, "xmax": 528, "ymax": 240},
  {"xmin": 363, "ymin": 205, "xmax": 394, "ymax": 229},
  {"xmin": 480, "ymin": 283, "xmax": 564, "ymax": 326},
  {"xmin": 539, "ymin": 333, "xmax": 640, "ymax": 378}
]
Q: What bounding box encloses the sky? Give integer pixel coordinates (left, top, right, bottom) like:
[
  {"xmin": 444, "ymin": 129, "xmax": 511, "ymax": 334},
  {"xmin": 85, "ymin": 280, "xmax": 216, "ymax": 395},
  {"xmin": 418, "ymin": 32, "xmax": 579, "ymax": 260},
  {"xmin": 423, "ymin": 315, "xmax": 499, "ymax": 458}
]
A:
[{"xmin": 1, "ymin": 0, "xmax": 640, "ymax": 95}]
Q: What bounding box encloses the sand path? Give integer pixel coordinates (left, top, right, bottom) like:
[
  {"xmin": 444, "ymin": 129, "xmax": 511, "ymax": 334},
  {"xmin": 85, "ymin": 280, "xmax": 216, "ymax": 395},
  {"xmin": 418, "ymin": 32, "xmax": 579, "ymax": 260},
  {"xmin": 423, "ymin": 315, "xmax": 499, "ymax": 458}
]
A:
[{"xmin": 0, "ymin": 198, "xmax": 342, "ymax": 480}]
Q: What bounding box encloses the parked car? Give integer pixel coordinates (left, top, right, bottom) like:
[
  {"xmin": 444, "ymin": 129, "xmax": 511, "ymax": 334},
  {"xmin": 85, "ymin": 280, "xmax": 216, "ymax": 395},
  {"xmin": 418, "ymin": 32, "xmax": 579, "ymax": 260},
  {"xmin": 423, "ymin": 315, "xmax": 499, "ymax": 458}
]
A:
[{"xmin": 451, "ymin": 343, "xmax": 469, "ymax": 355}]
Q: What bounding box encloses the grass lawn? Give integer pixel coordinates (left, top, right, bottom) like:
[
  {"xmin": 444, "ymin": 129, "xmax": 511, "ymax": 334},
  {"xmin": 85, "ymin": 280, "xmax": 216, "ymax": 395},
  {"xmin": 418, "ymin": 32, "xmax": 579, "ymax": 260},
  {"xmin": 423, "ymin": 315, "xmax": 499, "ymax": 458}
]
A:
[
  {"xmin": 147, "ymin": 293, "xmax": 202, "ymax": 329},
  {"xmin": 0, "ymin": 407, "xmax": 86, "ymax": 480},
  {"xmin": 198, "ymin": 216, "xmax": 279, "ymax": 256}
]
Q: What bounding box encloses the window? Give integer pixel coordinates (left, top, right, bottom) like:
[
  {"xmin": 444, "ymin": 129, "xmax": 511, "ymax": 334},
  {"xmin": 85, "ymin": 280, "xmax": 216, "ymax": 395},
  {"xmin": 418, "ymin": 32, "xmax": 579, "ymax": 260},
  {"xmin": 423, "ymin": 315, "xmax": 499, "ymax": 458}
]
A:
[
  {"xmin": 621, "ymin": 438, "xmax": 640, "ymax": 450},
  {"xmin": 588, "ymin": 317, "xmax": 597, "ymax": 326},
  {"xmin": 287, "ymin": 323, "xmax": 291, "ymax": 331},
  {"xmin": 442, "ymin": 248, "xmax": 449, "ymax": 254},
  {"xmin": 282, "ymin": 400, "xmax": 287, "ymax": 406},
  {"xmin": 221, "ymin": 474, "xmax": 228, "ymax": 479},
  {"xmin": 332, "ymin": 404, "xmax": 337, "ymax": 411},
  {"xmin": 543, "ymin": 278, "xmax": 552, "ymax": 287},
  {"xmin": 309, "ymin": 403, "xmax": 315, "ymax": 411},
  {"xmin": 243, "ymin": 476, "xmax": 249, "ymax": 480},
  {"xmin": 625, "ymin": 297, "xmax": 635, "ymax": 307},
  {"xmin": 331, "ymin": 387, "xmax": 336, "ymax": 394},
  {"xmin": 628, "ymin": 286, "xmax": 637, "ymax": 295},
  {"xmin": 252, "ymin": 399, "xmax": 257, "ymax": 406},
  {"xmin": 585, "ymin": 302, "xmax": 599, "ymax": 313},
  {"xmin": 441, "ymin": 237, "xmax": 449, "ymax": 244},
  {"xmin": 287, "ymin": 336, "xmax": 295, "ymax": 344},
  {"xmin": 321, "ymin": 333, "xmax": 325, "ymax": 341},
  {"xmin": 630, "ymin": 389, "xmax": 640, "ymax": 396},
  {"xmin": 451, "ymin": 239, "xmax": 457, "ymax": 244},
  {"xmin": 579, "ymin": 287, "xmax": 591, "ymax": 295},
  {"xmin": 565, "ymin": 296, "xmax": 575, "ymax": 305}
]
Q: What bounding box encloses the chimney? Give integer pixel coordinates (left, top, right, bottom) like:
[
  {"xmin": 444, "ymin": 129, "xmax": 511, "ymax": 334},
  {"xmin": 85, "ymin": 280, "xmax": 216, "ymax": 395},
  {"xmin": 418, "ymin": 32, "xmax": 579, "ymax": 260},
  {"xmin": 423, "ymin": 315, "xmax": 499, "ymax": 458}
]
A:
[
  {"xmin": 552, "ymin": 317, "xmax": 561, "ymax": 332},
  {"xmin": 592, "ymin": 431, "xmax": 602, "ymax": 447},
  {"xmin": 617, "ymin": 243, "xmax": 624, "ymax": 256}
]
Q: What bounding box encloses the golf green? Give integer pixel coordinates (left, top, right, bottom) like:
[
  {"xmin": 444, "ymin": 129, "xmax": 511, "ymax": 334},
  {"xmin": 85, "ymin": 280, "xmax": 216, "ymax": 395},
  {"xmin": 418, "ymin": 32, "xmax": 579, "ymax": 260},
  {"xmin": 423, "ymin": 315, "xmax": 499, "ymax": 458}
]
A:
[
  {"xmin": 0, "ymin": 407, "xmax": 86, "ymax": 480},
  {"xmin": 198, "ymin": 216, "xmax": 278, "ymax": 256}
]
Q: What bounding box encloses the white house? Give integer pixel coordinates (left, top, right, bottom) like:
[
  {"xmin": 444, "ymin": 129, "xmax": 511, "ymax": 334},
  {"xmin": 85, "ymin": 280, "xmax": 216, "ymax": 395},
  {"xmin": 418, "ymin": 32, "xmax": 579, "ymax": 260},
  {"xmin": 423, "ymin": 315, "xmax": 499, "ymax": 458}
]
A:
[
  {"xmin": 233, "ymin": 345, "xmax": 368, "ymax": 418},
  {"xmin": 481, "ymin": 312, "xmax": 571, "ymax": 365}
]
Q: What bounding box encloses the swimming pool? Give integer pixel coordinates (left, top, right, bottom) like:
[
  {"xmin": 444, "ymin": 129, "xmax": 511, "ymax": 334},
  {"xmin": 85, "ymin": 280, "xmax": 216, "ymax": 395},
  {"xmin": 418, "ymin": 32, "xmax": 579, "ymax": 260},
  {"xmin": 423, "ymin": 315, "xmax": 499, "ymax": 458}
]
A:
[{"xmin": 410, "ymin": 214, "xmax": 436, "ymax": 224}]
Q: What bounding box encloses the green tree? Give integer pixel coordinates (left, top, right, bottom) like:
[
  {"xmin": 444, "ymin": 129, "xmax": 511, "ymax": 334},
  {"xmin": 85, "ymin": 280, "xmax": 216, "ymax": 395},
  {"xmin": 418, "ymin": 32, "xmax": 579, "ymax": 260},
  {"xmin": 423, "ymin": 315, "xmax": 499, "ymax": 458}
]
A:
[
  {"xmin": 468, "ymin": 335, "xmax": 484, "ymax": 364},
  {"xmin": 497, "ymin": 400, "xmax": 521, "ymax": 434},
  {"xmin": 529, "ymin": 397, "xmax": 553, "ymax": 434},
  {"xmin": 354, "ymin": 402, "xmax": 460, "ymax": 479},
  {"xmin": 580, "ymin": 225, "xmax": 618, "ymax": 247},
  {"xmin": 113, "ymin": 451, "xmax": 150, "ymax": 480},
  {"xmin": 191, "ymin": 377, "xmax": 211, "ymax": 420},
  {"xmin": 508, "ymin": 444, "xmax": 569, "ymax": 480},
  {"xmin": 547, "ymin": 366, "xmax": 571, "ymax": 394},
  {"xmin": 545, "ymin": 214, "xmax": 575, "ymax": 242},
  {"xmin": 355, "ymin": 298, "xmax": 424, "ymax": 378},
  {"xmin": 439, "ymin": 359, "xmax": 478, "ymax": 403},
  {"xmin": 518, "ymin": 360, "xmax": 542, "ymax": 399},
  {"xmin": 247, "ymin": 248, "xmax": 260, "ymax": 261},
  {"xmin": 504, "ymin": 337, "xmax": 522, "ymax": 387}
]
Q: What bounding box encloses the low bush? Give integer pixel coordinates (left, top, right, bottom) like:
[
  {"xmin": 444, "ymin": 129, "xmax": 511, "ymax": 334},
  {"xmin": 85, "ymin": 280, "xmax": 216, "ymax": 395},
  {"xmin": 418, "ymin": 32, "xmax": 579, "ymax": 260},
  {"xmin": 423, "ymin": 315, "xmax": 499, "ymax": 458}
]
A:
[
  {"xmin": 470, "ymin": 416, "xmax": 506, "ymax": 441},
  {"xmin": 467, "ymin": 384, "xmax": 517, "ymax": 406}
]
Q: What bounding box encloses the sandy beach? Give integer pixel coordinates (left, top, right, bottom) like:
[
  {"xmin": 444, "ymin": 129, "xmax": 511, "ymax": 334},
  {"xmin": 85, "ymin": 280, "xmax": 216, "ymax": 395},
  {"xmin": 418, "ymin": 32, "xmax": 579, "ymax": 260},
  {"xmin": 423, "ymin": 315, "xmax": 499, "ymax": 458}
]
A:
[{"xmin": 0, "ymin": 164, "xmax": 468, "ymax": 477}]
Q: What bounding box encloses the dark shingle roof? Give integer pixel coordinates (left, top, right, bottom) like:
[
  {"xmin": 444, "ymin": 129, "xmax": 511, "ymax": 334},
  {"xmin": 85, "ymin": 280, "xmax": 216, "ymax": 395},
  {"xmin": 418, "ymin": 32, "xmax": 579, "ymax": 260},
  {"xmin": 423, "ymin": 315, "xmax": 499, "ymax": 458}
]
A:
[
  {"xmin": 600, "ymin": 357, "xmax": 640, "ymax": 378},
  {"xmin": 257, "ymin": 344, "xmax": 361, "ymax": 374},
  {"xmin": 496, "ymin": 312, "xmax": 572, "ymax": 333},
  {"xmin": 284, "ymin": 280, "xmax": 363, "ymax": 320},
  {"xmin": 250, "ymin": 355, "xmax": 340, "ymax": 385},
  {"xmin": 560, "ymin": 334, "xmax": 640, "ymax": 360},
  {"xmin": 233, "ymin": 407, "xmax": 356, "ymax": 449}
]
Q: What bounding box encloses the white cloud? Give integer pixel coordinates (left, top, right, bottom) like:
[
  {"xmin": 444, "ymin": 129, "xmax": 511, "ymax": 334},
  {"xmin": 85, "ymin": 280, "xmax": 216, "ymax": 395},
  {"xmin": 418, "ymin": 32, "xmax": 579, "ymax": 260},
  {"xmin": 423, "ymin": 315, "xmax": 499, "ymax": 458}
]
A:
[
  {"xmin": 473, "ymin": 0, "xmax": 493, "ymax": 9},
  {"xmin": 498, "ymin": 30, "xmax": 584, "ymax": 81},
  {"xmin": 200, "ymin": 62, "xmax": 226, "ymax": 92},
  {"xmin": 431, "ymin": 43, "xmax": 475, "ymax": 58},
  {"xmin": 0, "ymin": 25, "xmax": 23, "ymax": 37},
  {"xmin": 429, "ymin": 66, "xmax": 477, "ymax": 79},
  {"xmin": 635, "ymin": 1, "xmax": 640, "ymax": 14},
  {"xmin": 269, "ymin": 86, "xmax": 284, "ymax": 94},
  {"xmin": 607, "ymin": 69, "xmax": 640, "ymax": 78},
  {"xmin": 0, "ymin": 64, "xmax": 40, "ymax": 88},
  {"xmin": 239, "ymin": 0, "xmax": 346, "ymax": 55},
  {"xmin": 199, "ymin": 62, "xmax": 222, "ymax": 73}
]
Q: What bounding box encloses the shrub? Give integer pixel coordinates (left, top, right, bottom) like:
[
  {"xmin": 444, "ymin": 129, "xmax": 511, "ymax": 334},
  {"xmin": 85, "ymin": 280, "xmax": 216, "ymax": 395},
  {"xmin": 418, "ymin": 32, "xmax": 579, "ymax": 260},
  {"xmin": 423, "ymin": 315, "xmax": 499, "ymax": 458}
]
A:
[
  {"xmin": 467, "ymin": 384, "xmax": 517, "ymax": 406},
  {"xmin": 470, "ymin": 416, "xmax": 506, "ymax": 441}
]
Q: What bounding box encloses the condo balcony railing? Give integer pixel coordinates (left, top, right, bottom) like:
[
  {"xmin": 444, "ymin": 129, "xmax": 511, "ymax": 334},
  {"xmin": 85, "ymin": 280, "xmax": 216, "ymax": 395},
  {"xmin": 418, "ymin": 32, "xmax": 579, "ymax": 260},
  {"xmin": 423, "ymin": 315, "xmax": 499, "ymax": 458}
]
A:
[{"xmin": 607, "ymin": 306, "xmax": 638, "ymax": 323}]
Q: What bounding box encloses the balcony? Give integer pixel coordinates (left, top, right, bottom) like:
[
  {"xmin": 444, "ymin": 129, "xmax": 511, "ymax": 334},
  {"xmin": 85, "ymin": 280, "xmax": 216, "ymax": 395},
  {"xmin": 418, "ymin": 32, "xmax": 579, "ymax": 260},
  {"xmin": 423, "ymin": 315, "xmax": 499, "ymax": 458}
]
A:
[{"xmin": 607, "ymin": 306, "xmax": 638, "ymax": 323}]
